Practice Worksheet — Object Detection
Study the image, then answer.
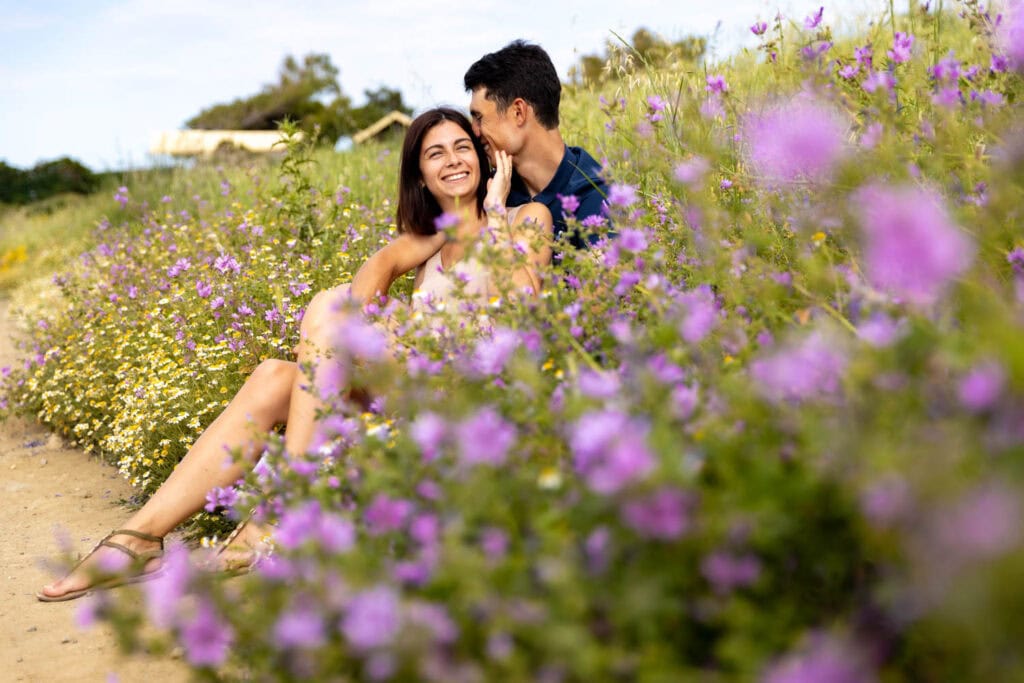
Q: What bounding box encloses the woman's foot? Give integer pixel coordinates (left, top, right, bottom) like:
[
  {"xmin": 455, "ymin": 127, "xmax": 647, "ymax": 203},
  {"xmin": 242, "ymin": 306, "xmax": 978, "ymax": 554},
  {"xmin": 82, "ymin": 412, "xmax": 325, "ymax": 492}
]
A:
[
  {"xmin": 37, "ymin": 529, "xmax": 164, "ymax": 602},
  {"xmin": 204, "ymin": 519, "xmax": 273, "ymax": 574}
]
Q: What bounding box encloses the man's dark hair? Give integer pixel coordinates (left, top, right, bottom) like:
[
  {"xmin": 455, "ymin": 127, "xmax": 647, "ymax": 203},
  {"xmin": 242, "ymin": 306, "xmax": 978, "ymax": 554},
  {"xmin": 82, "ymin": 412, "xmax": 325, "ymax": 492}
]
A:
[
  {"xmin": 464, "ymin": 40, "xmax": 561, "ymax": 129},
  {"xmin": 396, "ymin": 107, "xmax": 488, "ymax": 235}
]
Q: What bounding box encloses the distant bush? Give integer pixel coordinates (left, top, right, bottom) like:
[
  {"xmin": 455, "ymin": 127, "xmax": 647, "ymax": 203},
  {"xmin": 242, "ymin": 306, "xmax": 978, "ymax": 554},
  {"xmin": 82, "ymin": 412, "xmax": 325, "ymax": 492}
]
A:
[{"xmin": 0, "ymin": 157, "xmax": 100, "ymax": 205}]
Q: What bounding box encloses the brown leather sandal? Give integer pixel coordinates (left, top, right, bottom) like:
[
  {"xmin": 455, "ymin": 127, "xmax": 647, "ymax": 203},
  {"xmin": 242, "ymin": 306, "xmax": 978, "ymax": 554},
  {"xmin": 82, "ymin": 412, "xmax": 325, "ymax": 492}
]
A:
[{"xmin": 36, "ymin": 529, "xmax": 165, "ymax": 602}]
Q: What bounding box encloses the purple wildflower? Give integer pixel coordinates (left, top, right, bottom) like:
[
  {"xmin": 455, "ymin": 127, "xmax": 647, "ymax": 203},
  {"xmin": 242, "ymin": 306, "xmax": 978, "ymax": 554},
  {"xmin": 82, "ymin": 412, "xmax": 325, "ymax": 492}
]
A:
[
  {"xmin": 749, "ymin": 330, "xmax": 848, "ymax": 403},
  {"xmin": 751, "ymin": 21, "xmax": 768, "ymax": 36},
  {"xmin": 854, "ymin": 45, "xmax": 873, "ymax": 67},
  {"xmin": 410, "ymin": 412, "xmax": 447, "ymax": 462},
  {"xmin": 274, "ymin": 603, "xmax": 326, "ymax": 649},
  {"xmin": 856, "ymin": 184, "xmax": 973, "ymax": 307},
  {"xmin": 970, "ymin": 89, "xmax": 1004, "ymax": 107},
  {"xmin": 935, "ymin": 484, "xmax": 1022, "ymax": 560},
  {"xmin": 804, "ymin": 6, "xmax": 824, "ymax": 29},
  {"xmin": 958, "ymin": 361, "xmax": 1005, "ymax": 412},
  {"xmin": 364, "ymin": 494, "xmax": 413, "ymax": 536},
  {"xmin": 931, "ymin": 52, "xmax": 961, "ymax": 82},
  {"xmin": 839, "ymin": 64, "xmax": 859, "ymax": 79},
  {"xmin": 318, "ymin": 513, "xmax": 356, "ymax": 553},
  {"xmin": 856, "ymin": 312, "xmax": 903, "ymax": 348},
  {"xmin": 314, "ymin": 358, "xmax": 346, "ymax": 401},
  {"xmin": 742, "ymin": 94, "xmax": 849, "ymax": 187},
  {"xmin": 763, "ymin": 634, "xmax": 875, "ymax": 683},
  {"xmin": 276, "ymin": 501, "xmax": 322, "ymax": 548},
  {"xmin": 585, "ymin": 527, "xmax": 612, "ymax": 573},
  {"xmin": 470, "ymin": 327, "xmax": 520, "ymax": 376},
  {"xmin": 333, "ymin": 316, "xmax": 388, "ymax": 361},
  {"xmin": 558, "ymin": 193, "xmax": 580, "ymax": 215},
  {"xmin": 860, "ymin": 475, "xmax": 911, "ymax": 526},
  {"xmin": 617, "ymin": 228, "xmax": 648, "ymax": 252},
  {"xmin": 480, "ymin": 527, "xmax": 508, "ymax": 561},
  {"xmin": 888, "ymin": 31, "xmax": 915, "ymax": 64},
  {"xmin": 144, "ymin": 542, "xmax": 191, "ymax": 629},
  {"xmin": 434, "ymin": 212, "xmax": 460, "ymax": 231},
  {"xmin": 621, "ymin": 488, "xmax": 693, "ymax": 540},
  {"xmin": 996, "ymin": 0, "xmax": 1024, "ymax": 70},
  {"xmin": 342, "ymin": 586, "xmax": 401, "ymax": 651},
  {"xmin": 195, "ymin": 280, "xmax": 213, "ymax": 298},
  {"xmin": 577, "ymin": 369, "xmax": 621, "ymax": 399},
  {"xmin": 932, "ymin": 86, "xmax": 961, "ymax": 108},
  {"xmin": 705, "ymin": 75, "xmax": 728, "ymax": 93},
  {"xmin": 607, "ymin": 183, "xmax": 639, "ymax": 207},
  {"xmin": 570, "ymin": 409, "xmax": 655, "ymax": 494},
  {"xmin": 180, "ymin": 600, "xmax": 234, "ymax": 667},
  {"xmin": 672, "ymin": 384, "xmax": 700, "ymax": 420},
  {"xmin": 456, "ymin": 406, "xmax": 517, "ymax": 467},
  {"xmin": 676, "ymin": 287, "xmax": 718, "ymax": 343},
  {"xmin": 701, "ymin": 551, "xmax": 761, "ymax": 593},
  {"xmin": 674, "ymin": 156, "xmax": 710, "ymax": 186},
  {"xmin": 213, "ymin": 254, "xmax": 241, "ymax": 274},
  {"xmin": 862, "ymin": 71, "xmax": 895, "ymax": 94}
]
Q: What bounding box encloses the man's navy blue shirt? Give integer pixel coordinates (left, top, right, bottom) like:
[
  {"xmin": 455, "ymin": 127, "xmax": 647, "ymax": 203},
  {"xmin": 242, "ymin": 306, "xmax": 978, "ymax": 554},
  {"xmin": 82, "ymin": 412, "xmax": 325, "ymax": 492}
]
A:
[{"xmin": 507, "ymin": 145, "xmax": 608, "ymax": 250}]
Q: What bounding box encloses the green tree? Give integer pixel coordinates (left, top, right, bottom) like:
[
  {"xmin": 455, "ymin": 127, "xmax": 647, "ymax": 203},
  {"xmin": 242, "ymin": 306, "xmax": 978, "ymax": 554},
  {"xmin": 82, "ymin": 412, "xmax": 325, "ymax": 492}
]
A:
[{"xmin": 185, "ymin": 53, "xmax": 412, "ymax": 146}]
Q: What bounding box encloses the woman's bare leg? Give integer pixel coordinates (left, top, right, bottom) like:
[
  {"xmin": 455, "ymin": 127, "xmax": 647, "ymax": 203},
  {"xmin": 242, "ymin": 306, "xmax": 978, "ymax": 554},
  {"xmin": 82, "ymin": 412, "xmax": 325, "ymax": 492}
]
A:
[
  {"xmin": 282, "ymin": 285, "xmax": 352, "ymax": 456},
  {"xmin": 39, "ymin": 359, "xmax": 297, "ymax": 599}
]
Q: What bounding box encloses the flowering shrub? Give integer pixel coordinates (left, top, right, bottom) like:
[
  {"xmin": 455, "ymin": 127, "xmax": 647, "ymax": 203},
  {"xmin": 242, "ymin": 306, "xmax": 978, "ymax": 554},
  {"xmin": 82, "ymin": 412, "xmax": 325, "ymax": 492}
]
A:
[{"xmin": 5, "ymin": 5, "xmax": 1024, "ymax": 681}]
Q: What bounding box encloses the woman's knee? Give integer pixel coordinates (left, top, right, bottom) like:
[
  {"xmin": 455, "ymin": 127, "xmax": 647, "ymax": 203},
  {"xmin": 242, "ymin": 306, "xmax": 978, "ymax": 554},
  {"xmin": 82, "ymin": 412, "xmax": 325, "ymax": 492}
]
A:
[
  {"xmin": 241, "ymin": 359, "xmax": 296, "ymax": 422},
  {"xmin": 299, "ymin": 285, "xmax": 351, "ymax": 347}
]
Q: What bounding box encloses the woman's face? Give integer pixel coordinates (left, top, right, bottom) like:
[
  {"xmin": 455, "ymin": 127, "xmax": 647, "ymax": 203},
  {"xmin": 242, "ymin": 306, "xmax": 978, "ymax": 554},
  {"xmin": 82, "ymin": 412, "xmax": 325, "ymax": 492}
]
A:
[{"xmin": 418, "ymin": 120, "xmax": 481, "ymax": 207}]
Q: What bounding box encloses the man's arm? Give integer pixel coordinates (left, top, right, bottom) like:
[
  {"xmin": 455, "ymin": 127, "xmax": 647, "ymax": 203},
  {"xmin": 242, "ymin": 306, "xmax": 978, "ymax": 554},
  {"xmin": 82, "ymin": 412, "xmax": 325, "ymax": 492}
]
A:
[{"xmin": 349, "ymin": 232, "xmax": 446, "ymax": 303}]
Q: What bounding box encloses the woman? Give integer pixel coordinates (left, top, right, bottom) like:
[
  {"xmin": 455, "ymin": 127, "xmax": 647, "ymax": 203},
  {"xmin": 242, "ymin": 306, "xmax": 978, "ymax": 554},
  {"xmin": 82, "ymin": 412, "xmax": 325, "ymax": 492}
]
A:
[{"xmin": 37, "ymin": 107, "xmax": 552, "ymax": 601}]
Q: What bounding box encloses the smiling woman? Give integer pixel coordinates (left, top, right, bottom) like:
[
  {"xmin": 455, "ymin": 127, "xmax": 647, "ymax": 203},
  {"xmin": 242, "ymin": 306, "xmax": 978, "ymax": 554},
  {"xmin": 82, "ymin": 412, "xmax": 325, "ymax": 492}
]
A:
[{"xmin": 35, "ymin": 106, "xmax": 553, "ymax": 602}]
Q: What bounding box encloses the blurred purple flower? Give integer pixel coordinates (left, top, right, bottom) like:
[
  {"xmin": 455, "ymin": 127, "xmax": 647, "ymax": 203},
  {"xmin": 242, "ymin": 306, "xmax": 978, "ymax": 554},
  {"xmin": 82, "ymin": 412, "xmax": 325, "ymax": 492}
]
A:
[
  {"xmin": 471, "ymin": 327, "xmax": 520, "ymax": 376},
  {"xmin": 585, "ymin": 526, "xmax": 612, "ymax": 573},
  {"xmin": 195, "ymin": 281, "xmax": 212, "ymax": 298},
  {"xmin": 860, "ymin": 475, "xmax": 911, "ymax": 527},
  {"xmin": 410, "ymin": 514, "xmax": 439, "ymax": 546},
  {"xmin": 702, "ymin": 551, "xmax": 761, "ymax": 593},
  {"xmin": 318, "ymin": 513, "xmax": 356, "ymax": 553},
  {"xmin": 751, "ymin": 21, "xmax": 768, "ymax": 36},
  {"xmin": 607, "ymin": 183, "xmax": 638, "ymax": 207},
  {"xmin": 932, "ymin": 86, "xmax": 961, "ymax": 108},
  {"xmin": 456, "ymin": 406, "xmax": 517, "ymax": 467},
  {"xmin": 705, "ymin": 75, "xmax": 728, "ymax": 93},
  {"xmin": 274, "ymin": 603, "xmax": 326, "ymax": 649},
  {"xmin": 674, "ymin": 156, "xmax": 710, "ymax": 186},
  {"xmin": 804, "ymin": 6, "xmax": 824, "ymax": 29},
  {"xmin": 213, "ymin": 254, "xmax": 241, "ymax": 274},
  {"xmin": 276, "ymin": 500, "xmax": 322, "ymax": 548},
  {"xmin": 314, "ymin": 358, "xmax": 346, "ymax": 401},
  {"xmin": 342, "ymin": 586, "xmax": 401, "ymax": 651},
  {"xmin": 888, "ymin": 31, "xmax": 914, "ymax": 63},
  {"xmin": 856, "ymin": 184, "xmax": 973, "ymax": 307},
  {"xmin": 862, "ymin": 71, "xmax": 895, "ymax": 94},
  {"xmin": 144, "ymin": 542, "xmax": 190, "ymax": 629},
  {"xmin": 672, "ymin": 384, "xmax": 700, "ymax": 420},
  {"xmin": 854, "ymin": 45, "xmax": 873, "ymax": 67},
  {"xmin": 762, "ymin": 634, "xmax": 875, "ymax": 683},
  {"xmin": 180, "ymin": 600, "xmax": 234, "ymax": 667},
  {"xmin": 996, "ymin": 1, "xmax": 1024, "ymax": 70},
  {"xmin": 958, "ymin": 361, "xmax": 1005, "ymax": 412},
  {"xmin": 332, "ymin": 316, "xmax": 388, "ymax": 361},
  {"xmin": 676, "ymin": 287, "xmax": 718, "ymax": 343},
  {"xmin": 931, "ymin": 52, "xmax": 961, "ymax": 82},
  {"xmin": 621, "ymin": 488, "xmax": 693, "ymax": 540},
  {"xmin": 856, "ymin": 312, "xmax": 903, "ymax": 348},
  {"xmin": 936, "ymin": 484, "xmax": 1022, "ymax": 560},
  {"xmin": 411, "ymin": 412, "xmax": 446, "ymax": 462},
  {"xmin": 558, "ymin": 193, "xmax": 579, "ymax": 215},
  {"xmin": 839, "ymin": 64, "xmax": 859, "ymax": 79},
  {"xmin": 434, "ymin": 212, "xmax": 460, "ymax": 231},
  {"xmin": 364, "ymin": 494, "xmax": 413, "ymax": 536},
  {"xmin": 571, "ymin": 410, "xmax": 655, "ymax": 494},
  {"xmin": 577, "ymin": 369, "xmax": 621, "ymax": 399},
  {"xmin": 742, "ymin": 95, "xmax": 849, "ymax": 187},
  {"xmin": 749, "ymin": 331, "xmax": 848, "ymax": 403},
  {"xmin": 617, "ymin": 228, "xmax": 648, "ymax": 252},
  {"xmin": 406, "ymin": 601, "xmax": 458, "ymax": 644},
  {"xmin": 480, "ymin": 527, "xmax": 508, "ymax": 561}
]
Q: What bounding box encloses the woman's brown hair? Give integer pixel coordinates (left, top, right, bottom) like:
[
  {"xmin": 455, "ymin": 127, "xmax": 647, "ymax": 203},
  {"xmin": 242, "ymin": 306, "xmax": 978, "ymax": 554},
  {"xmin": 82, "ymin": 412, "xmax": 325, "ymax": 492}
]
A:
[{"xmin": 396, "ymin": 107, "xmax": 489, "ymax": 235}]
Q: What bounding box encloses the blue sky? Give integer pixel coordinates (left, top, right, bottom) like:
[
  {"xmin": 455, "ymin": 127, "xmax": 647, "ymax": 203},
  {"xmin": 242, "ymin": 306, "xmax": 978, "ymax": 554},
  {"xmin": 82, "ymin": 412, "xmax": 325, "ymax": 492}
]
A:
[{"xmin": 1, "ymin": 0, "xmax": 884, "ymax": 171}]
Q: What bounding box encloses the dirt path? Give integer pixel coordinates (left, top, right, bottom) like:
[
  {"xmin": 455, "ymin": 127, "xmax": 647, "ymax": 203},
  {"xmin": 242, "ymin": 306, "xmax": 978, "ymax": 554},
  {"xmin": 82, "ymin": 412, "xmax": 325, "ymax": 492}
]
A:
[{"xmin": 0, "ymin": 299, "xmax": 189, "ymax": 682}]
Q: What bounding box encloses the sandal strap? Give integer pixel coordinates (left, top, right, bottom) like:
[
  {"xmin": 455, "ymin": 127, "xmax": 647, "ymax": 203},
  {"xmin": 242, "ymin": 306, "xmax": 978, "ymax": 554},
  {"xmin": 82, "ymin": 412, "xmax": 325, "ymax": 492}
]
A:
[{"xmin": 105, "ymin": 528, "xmax": 164, "ymax": 548}]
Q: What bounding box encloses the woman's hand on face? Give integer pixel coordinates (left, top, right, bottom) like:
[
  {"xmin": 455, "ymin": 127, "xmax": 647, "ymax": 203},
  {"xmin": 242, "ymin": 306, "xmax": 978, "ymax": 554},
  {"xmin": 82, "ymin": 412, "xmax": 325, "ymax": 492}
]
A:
[{"xmin": 484, "ymin": 149, "xmax": 512, "ymax": 212}]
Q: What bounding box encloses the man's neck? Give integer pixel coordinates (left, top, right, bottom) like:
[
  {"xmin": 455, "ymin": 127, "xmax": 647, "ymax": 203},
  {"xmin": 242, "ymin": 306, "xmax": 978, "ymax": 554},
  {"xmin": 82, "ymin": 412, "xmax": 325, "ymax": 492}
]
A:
[{"xmin": 514, "ymin": 127, "xmax": 566, "ymax": 197}]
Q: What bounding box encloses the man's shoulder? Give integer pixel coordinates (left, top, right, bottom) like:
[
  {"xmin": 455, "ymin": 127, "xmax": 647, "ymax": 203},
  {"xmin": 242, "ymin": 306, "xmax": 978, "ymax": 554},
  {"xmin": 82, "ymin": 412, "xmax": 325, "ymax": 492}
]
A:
[{"xmin": 561, "ymin": 146, "xmax": 606, "ymax": 194}]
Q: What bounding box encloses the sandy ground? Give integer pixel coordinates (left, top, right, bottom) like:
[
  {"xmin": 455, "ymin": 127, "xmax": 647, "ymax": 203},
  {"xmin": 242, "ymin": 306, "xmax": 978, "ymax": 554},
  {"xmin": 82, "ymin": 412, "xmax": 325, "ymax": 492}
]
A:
[{"xmin": 0, "ymin": 299, "xmax": 189, "ymax": 682}]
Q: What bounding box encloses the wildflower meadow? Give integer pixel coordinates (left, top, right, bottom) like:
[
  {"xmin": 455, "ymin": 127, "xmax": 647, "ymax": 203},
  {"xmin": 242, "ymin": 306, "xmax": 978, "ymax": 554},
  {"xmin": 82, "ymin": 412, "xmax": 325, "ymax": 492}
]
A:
[{"xmin": 3, "ymin": 2, "xmax": 1024, "ymax": 680}]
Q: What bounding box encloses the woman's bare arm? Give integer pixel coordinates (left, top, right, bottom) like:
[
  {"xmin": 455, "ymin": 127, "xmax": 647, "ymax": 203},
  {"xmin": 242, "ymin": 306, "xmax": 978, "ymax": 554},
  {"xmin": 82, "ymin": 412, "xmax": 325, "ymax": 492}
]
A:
[{"xmin": 348, "ymin": 232, "xmax": 446, "ymax": 303}]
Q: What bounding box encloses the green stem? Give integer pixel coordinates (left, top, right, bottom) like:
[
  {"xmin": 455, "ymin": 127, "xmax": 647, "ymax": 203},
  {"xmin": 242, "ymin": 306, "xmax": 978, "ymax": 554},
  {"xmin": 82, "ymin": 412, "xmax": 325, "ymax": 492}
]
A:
[{"xmin": 792, "ymin": 282, "xmax": 858, "ymax": 335}]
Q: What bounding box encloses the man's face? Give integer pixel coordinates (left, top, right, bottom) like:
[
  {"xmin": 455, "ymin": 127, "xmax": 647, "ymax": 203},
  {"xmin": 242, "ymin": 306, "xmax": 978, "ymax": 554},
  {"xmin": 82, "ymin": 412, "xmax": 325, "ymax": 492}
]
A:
[{"xmin": 469, "ymin": 87, "xmax": 518, "ymax": 161}]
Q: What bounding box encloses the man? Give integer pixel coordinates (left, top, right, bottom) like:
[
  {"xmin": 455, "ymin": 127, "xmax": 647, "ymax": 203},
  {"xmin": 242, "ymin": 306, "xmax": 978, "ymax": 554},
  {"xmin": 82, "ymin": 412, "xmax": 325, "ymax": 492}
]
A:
[{"xmin": 465, "ymin": 40, "xmax": 609, "ymax": 250}]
